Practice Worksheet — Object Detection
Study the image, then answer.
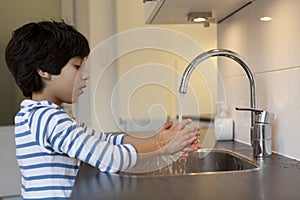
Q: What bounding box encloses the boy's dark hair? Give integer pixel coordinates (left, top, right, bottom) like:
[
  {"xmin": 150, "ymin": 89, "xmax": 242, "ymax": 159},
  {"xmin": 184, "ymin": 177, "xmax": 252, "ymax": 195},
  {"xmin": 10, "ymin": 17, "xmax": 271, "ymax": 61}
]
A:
[{"xmin": 5, "ymin": 20, "xmax": 90, "ymax": 98}]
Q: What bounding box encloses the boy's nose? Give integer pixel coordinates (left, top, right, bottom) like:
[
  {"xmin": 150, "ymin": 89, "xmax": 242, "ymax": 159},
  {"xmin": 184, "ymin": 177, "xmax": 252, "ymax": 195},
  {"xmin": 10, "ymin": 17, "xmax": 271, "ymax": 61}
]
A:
[{"xmin": 81, "ymin": 70, "xmax": 89, "ymax": 80}]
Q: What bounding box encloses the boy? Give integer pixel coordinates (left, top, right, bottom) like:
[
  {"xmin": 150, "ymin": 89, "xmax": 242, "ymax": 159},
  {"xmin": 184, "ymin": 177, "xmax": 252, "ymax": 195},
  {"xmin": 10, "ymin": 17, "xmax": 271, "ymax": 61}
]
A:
[{"xmin": 5, "ymin": 21, "xmax": 200, "ymax": 199}]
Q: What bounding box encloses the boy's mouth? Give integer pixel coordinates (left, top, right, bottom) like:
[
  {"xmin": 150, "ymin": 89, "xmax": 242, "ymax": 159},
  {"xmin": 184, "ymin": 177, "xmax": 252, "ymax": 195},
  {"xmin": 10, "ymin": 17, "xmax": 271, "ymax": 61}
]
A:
[
  {"xmin": 77, "ymin": 85, "xmax": 87, "ymax": 95},
  {"xmin": 79, "ymin": 84, "xmax": 87, "ymax": 90}
]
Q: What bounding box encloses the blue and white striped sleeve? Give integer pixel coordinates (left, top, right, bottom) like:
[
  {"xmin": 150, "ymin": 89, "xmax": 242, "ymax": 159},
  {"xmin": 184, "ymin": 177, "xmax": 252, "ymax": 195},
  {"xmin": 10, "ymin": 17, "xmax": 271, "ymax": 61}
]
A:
[
  {"xmin": 29, "ymin": 107, "xmax": 138, "ymax": 172},
  {"xmin": 76, "ymin": 118, "xmax": 125, "ymax": 145}
]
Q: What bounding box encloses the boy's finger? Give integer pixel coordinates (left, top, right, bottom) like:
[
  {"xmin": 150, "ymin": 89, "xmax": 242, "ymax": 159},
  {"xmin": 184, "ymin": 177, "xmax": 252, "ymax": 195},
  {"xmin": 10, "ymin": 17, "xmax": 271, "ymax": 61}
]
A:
[
  {"xmin": 180, "ymin": 152, "xmax": 189, "ymax": 158},
  {"xmin": 175, "ymin": 119, "xmax": 192, "ymax": 130},
  {"xmin": 183, "ymin": 144, "xmax": 201, "ymax": 153},
  {"xmin": 157, "ymin": 121, "xmax": 173, "ymax": 133},
  {"xmin": 181, "ymin": 126, "xmax": 200, "ymax": 135},
  {"xmin": 163, "ymin": 121, "xmax": 173, "ymax": 130}
]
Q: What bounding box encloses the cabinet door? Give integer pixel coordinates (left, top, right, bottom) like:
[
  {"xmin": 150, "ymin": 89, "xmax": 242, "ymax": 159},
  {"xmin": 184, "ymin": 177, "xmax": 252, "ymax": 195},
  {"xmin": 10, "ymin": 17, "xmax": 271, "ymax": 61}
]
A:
[{"xmin": 0, "ymin": 126, "xmax": 21, "ymax": 197}]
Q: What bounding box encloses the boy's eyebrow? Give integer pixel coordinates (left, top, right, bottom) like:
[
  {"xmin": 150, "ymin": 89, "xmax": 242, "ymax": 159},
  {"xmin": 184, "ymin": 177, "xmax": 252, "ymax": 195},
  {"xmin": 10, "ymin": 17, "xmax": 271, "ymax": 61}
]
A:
[{"xmin": 70, "ymin": 57, "xmax": 84, "ymax": 63}]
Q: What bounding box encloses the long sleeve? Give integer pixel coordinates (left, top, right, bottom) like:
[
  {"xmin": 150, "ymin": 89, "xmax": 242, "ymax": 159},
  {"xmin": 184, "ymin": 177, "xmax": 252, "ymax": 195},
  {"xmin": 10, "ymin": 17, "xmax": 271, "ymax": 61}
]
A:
[
  {"xmin": 15, "ymin": 100, "xmax": 139, "ymax": 199},
  {"xmin": 27, "ymin": 105, "xmax": 138, "ymax": 172},
  {"xmin": 76, "ymin": 119, "xmax": 125, "ymax": 145}
]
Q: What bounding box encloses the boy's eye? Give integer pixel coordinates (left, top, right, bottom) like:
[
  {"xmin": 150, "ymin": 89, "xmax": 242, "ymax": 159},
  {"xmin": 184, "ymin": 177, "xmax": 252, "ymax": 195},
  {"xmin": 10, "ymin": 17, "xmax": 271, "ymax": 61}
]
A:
[{"xmin": 74, "ymin": 65, "xmax": 81, "ymax": 68}]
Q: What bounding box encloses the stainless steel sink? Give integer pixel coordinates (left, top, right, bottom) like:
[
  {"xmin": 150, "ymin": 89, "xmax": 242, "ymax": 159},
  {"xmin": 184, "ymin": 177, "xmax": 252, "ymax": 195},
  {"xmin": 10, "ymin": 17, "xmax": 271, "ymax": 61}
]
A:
[{"xmin": 120, "ymin": 149, "xmax": 260, "ymax": 176}]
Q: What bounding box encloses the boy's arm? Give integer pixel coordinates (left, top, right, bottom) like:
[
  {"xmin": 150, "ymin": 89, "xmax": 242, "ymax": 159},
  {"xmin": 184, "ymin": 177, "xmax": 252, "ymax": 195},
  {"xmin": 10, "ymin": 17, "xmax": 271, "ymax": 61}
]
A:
[
  {"xmin": 76, "ymin": 118, "xmax": 126, "ymax": 145},
  {"xmin": 30, "ymin": 108, "xmax": 138, "ymax": 172},
  {"xmin": 120, "ymin": 119, "xmax": 200, "ymax": 173}
]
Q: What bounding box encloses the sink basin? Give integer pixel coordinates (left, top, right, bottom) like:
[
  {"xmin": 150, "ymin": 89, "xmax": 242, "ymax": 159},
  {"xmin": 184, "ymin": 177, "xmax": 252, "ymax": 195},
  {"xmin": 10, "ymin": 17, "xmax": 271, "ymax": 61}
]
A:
[{"xmin": 120, "ymin": 149, "xmax": 259, "ymax": 176}]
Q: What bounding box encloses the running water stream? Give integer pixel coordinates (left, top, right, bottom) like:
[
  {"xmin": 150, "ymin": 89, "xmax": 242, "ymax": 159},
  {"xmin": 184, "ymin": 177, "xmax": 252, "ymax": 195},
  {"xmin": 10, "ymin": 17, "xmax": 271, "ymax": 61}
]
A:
[
  {"xmin": 178, "ymin": 93, "xmax": 185, "ymax": 123},
  {"xmin": 132, "ymin": 93, "xmax": 189, "ymax": 175},
  {"xmin": 177, "ymin": 93, "xmax": 187, "ymax": 174},
  {"xmin": 157, "ymin": 93, "xmax": 188, "ymax": 175}
]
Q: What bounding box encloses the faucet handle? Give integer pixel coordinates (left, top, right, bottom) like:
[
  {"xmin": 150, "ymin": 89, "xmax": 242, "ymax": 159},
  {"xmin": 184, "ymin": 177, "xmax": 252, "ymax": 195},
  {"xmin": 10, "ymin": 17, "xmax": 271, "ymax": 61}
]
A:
[
  {"xmin": 235, "ymin": 107, "xmax": 274, "ymax": 124},
  {"xmin": 235, "ymin": 107, "xmax": 263, "ymax": 113}
]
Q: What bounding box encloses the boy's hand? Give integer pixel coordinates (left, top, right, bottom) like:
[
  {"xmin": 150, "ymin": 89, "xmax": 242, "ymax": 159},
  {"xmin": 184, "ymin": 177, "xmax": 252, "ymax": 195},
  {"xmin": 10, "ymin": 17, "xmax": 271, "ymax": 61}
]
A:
[{"xmin": 157, "ymin": 119, "xmax": 201, "ymax": 156}]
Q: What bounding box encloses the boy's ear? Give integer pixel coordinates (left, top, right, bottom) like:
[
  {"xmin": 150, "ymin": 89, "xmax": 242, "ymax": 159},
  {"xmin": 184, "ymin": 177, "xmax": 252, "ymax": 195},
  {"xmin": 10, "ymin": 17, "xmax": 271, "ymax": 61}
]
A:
[{"xmin": 37, "ymin": 69, "xmax": 51, "ymax": 79}]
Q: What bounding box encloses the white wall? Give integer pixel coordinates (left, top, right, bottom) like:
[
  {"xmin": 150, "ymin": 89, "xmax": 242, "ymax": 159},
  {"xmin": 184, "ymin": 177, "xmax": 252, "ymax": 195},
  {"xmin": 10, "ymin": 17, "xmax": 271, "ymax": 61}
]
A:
[
  {"xmin": 218, "ymin": 0, "xmax": 300, "ymax": 159},
  {"xmin": 70, "ymin": 0, "xmax": 217, "ymax": 132},
  {"xmin": 63, "ymin": 0, "xmax": 121, "ymax": 132},
  {"xmin": 116, "ymin": 0, "xmax": 217, "ymax": 132}
]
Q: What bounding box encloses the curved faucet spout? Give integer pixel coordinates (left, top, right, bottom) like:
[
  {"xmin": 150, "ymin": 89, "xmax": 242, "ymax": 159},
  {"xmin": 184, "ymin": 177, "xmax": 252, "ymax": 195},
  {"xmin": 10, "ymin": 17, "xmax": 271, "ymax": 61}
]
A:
[
  {"xmin": 179, "ymin": 49, "xmax": 257, "ymax": 148},
  {"xmin": 179, "ymin": 49, "xmax": 256, "ymax": 109}
]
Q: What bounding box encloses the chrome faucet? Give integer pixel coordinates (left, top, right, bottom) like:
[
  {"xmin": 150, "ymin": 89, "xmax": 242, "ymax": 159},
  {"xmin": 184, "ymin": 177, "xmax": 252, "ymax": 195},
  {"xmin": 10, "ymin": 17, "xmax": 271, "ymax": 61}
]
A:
[{"xmin": 179, "ymin": 49, "xmax": 274, "ymax": 157}]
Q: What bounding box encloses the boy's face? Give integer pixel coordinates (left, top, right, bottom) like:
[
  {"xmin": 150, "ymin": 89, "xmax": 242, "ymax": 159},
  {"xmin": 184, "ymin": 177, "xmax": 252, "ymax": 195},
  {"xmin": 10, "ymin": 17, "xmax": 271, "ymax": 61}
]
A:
[{"xmin": 48, "ymin": 57, "xmax": 89, "ymax": 105}]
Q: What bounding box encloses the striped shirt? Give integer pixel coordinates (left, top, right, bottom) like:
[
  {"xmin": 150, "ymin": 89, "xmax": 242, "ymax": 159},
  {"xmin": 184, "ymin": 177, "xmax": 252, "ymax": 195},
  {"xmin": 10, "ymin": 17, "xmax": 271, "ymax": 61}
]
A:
[{"xmin": 15, "ymin": 100, "xmax": 138, "ymax": 199}]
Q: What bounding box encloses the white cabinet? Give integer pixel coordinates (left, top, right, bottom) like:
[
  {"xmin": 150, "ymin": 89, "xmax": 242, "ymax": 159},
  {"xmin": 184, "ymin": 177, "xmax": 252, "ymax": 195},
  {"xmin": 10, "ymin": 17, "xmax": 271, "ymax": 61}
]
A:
[
  {"xmin": 0, "ymin": 126, "xmax": 21, "ymax": 198},
  {"xmin": 143, "ymin": 0, "xmax": 252, "ymax": 24}
]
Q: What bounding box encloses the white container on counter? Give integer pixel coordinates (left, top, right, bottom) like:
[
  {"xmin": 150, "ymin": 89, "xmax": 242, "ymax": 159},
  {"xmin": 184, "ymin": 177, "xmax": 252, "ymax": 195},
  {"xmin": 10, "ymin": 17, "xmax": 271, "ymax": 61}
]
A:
[{"xmin": 214, "ymin": 103, "xmax": 233, "ymax": 141}]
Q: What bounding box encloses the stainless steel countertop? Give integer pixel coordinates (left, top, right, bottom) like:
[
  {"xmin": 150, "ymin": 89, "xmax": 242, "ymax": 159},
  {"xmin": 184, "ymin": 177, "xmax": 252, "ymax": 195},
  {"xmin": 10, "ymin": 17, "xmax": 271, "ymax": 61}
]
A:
[{"xmin": 71, "ymin": 132, "xmax": 300, "ymax": 200}]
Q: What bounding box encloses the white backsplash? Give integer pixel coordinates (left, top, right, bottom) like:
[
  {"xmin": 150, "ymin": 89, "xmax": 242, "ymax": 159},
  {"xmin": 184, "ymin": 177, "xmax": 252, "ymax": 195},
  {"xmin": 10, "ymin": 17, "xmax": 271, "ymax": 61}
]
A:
[{"xmin": 218, "ymin": 0, "xmax": 300, "ymax": 160}]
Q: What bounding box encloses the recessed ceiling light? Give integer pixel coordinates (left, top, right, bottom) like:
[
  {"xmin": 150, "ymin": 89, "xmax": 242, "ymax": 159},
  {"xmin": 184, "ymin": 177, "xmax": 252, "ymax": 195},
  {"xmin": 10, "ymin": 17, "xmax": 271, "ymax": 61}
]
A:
[
  {"xmin": 193, "ymin": 17, "xmax": 207, "ymax": 23},
  {"xmin": 187, "ymin": 12, "xmax": 213, "ymax": 27},
  {"xmin": 260, "ymin": 16, "xmax": 272, "ymax": 21}
]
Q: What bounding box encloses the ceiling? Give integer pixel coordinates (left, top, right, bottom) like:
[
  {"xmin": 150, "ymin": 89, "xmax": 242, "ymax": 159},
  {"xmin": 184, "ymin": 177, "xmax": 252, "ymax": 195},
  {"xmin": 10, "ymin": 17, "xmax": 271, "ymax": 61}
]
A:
[{"xmin": 144, "ymin": 0, "xmax": 253, "ymax": 24}]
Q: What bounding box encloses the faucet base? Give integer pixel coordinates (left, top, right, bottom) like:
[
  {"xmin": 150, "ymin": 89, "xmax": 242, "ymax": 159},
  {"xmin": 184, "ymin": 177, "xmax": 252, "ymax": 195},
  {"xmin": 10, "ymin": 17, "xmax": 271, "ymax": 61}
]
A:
[
  {"xmin": 253, "ymin": 121, "xmax": 273, "ymax": 157},
  {"xmin": 253, "ymin": 139, "xmax": 272, "ymax": 157}
]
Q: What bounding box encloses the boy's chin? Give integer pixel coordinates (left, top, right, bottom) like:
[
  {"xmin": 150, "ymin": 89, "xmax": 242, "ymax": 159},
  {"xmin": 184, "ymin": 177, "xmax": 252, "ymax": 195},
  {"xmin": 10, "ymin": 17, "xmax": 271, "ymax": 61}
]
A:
[
  {"xmin": 71, "ymin": 98, "xmax": 79, "ymax": 104},
  {"xmin": 71, "ymin": 94, "xmax": 82, "ymax": 103}
]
